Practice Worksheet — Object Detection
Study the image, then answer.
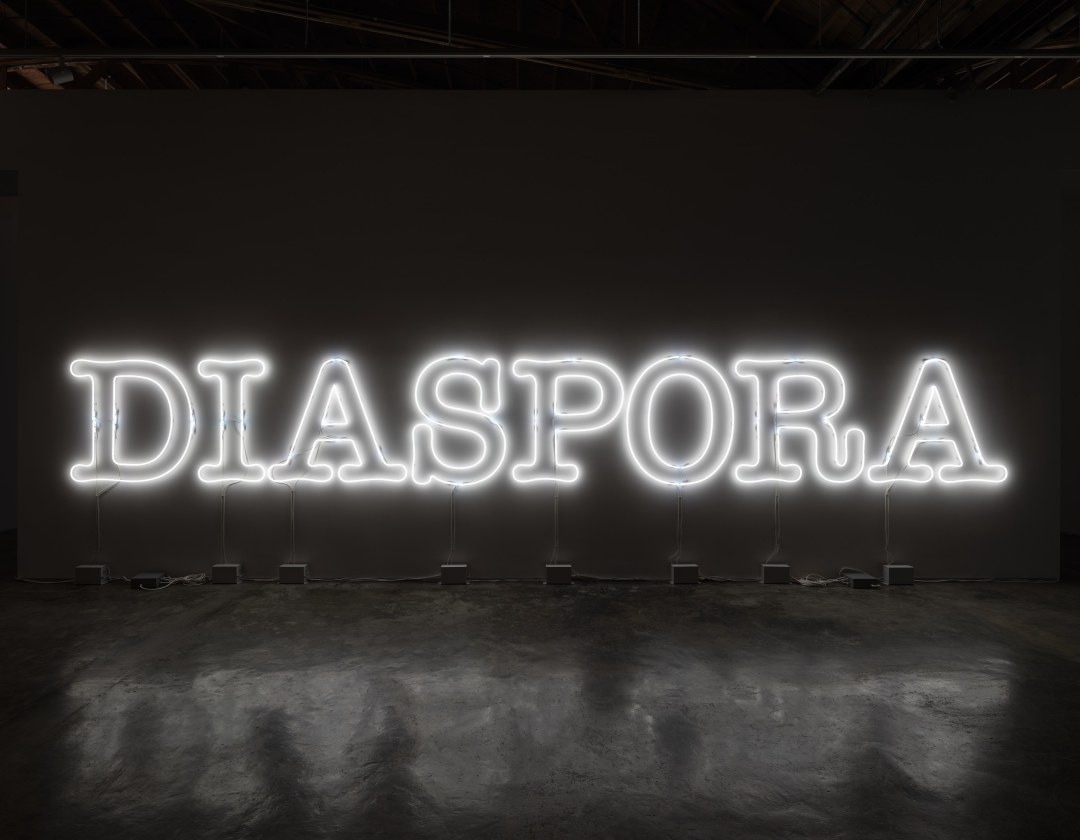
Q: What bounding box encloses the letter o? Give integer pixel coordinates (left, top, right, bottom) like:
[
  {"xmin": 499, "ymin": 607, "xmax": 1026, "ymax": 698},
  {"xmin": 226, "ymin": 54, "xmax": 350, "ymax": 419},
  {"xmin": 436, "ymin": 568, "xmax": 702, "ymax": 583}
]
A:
[{"xmin": 625, "ymin": 355, "xmax": 735, "ymax": 486}]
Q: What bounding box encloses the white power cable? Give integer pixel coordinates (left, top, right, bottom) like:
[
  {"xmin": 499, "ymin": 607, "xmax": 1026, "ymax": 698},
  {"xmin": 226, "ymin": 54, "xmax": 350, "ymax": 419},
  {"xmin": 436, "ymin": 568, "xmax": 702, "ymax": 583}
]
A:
[
  {"xmin": 791, "ymin": 573, "xmax": 845, "ymax": 587},
  {"xmin": 792, "ymin": 567, "xmax": 875, "ymax": 587},
  {"xmin": 762, "ymin": 405, "xmax": 781, "ymax": 564},
  {"xmin": 220, "ymin": 479, "xmax": 241, "ymax": 564},
  {"xmin": 667, "ymin": 485, "xmax": 684, "ymax": 564},
  {"xmin": 550, "ymin": 420, "xmax": 559, "ymax": 565},
  {"xmin": 143, "ymin": 573, "xmax": 207, "ymax": 590},
  {"xmin": 290, "ymin": 485, "xmax": 296, "ymax": 563},
  {"xmin": 446, "ymin": 484, "xmax": 457, "ymax": 565},
  {"xmin": 17, "ymin": 578, "xmax": 76, "ymax": 584}
]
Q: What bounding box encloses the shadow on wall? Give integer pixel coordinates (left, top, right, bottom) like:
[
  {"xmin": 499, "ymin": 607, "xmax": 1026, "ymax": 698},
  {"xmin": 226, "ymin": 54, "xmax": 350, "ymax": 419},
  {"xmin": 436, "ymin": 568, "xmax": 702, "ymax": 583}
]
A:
[
  {"xmin": 1063, "ymin": 534, "xmax": 1080, "ymax": 583},
  {"xmin": 0, "ymin": 530, "xmax": 13, "ymax": 580},
  {"xmin": 1, "ymin": 176, "xmax": 15, "ymax": 533},
  {"xmin": 1064, "ymin": 175, "xmax": 1079, "ymax": 580}
]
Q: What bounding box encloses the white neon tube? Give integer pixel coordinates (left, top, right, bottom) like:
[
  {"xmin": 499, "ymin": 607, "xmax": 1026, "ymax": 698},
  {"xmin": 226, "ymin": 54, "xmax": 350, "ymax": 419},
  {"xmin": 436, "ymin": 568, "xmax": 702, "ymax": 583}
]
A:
[
  {"xmin": 510, "ymin": 358, "xmax": 624, "ymax": 484},
  {"xmin": 70, "ymin": 358, "xmax": 195, "ymax": 483},
  {"xmin": 868, "ymin": 358, "xmax": 1007, "ymax": 484},
  {"xmin": 624, "ymin": 355, "xmax": 734, "ymax": 486},
  {"xmin": 197, "ymin": 358, "xmax": 268, "ymax": 483},
  {"xmin": 269, "ymin": 358, "xmax": 408, "ymax": 484},
  {"xmin": 411, "ymin": 356, "xmax": 507, "ymax": 486},
  {"xmin": 734, "ymin": 358, "xmax": 865, "ymax": 484}
]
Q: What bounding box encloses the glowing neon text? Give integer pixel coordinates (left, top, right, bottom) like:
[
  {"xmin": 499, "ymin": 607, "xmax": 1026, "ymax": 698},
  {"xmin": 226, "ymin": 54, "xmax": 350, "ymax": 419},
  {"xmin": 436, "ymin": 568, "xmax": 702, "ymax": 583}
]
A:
[{"xmin": 68, "ymin": 354, "xmax": 1008, "ymax": 489}]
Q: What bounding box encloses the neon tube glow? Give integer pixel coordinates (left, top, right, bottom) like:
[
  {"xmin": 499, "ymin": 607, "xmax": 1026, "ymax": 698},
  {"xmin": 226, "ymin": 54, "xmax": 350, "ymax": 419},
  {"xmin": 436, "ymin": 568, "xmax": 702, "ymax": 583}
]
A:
[
  {"xmin": 70, "ymin": 358, "xmax": 195, "ymax": 483},
  {"xmin": 511, "ymin": 358, "xmax": 624, "ymax": 484},
  {"xmin": 734, "ymin": 358, "xmax": 865, "ymax": 484},
  {"xmin": 269, "ymin": 358, "xmax": 408, "ymax": 484},
  {"xmin": 867, "ymin": 358, "xmax": 1007, "ymax": 484},
  {"xmin": 411, "ymin": 356, "xmax": 507, "ymax": 487},
  {"xmin": 624, "ymin": 355, "xmax": 735, "ymax": 486}
]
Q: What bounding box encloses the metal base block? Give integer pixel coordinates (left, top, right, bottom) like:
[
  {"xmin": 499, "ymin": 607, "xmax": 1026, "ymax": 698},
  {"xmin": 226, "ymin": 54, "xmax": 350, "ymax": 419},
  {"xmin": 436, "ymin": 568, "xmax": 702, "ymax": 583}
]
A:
[
  {"xmin": 211, "ymin": 563, "xmax": 241, "ymax": 584},
  {"xmin": 670, "ymin": 563, "xmax": 699, "ymax": 584},
  {"xmin": 545, "ymin": 564, "xmax": 572, "ymax": 585},
  {"xmin": 882, "ymin": 564, "xmax": 914, "ymax": 585},
  {"xmin": 441, "ymin": 564, "xmax": 468, "ymax": 585},
  {"xmin": 74, "ymin": 564, "xmax": 108, "ymax": 585},
  {"xmin": 761, "ymin": 563, "xmax": 790, "ymax": 584},
  {"xmin": 844, "ymin": 570, "xmax": 878, "ymax": 589},
  {"xmin": 131, "ymin": 572, "xmax": 166, "ymax": 590},
  {"xmin": 279, "ymin": 563, "xmax": 308, "ymax": 584}
]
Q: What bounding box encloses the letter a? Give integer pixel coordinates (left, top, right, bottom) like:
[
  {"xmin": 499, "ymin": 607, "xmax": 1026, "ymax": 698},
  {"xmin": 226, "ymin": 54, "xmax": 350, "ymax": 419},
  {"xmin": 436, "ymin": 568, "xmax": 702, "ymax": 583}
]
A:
[
  {"xmin": 269, "ymin": 358, "xmax": 407, "ymax": 483},
  {"xmin": 868, "ymin": 358, "xmax": 1007, "ymax": 484}
]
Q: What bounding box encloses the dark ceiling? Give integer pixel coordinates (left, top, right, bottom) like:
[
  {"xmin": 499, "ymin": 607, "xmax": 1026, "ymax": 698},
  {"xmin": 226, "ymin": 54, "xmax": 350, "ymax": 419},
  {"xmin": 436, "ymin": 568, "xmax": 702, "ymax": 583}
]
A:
[{"xmin": 1, "ymin": 0, "xmax": 1079, "ymax": 91}]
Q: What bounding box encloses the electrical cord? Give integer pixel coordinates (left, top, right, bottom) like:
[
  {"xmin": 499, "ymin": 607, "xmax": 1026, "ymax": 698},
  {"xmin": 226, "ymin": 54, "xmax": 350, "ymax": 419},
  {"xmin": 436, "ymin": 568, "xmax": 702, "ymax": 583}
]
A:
[
  {"xmin": 763, "ymin": 409, "xmax": 781, "ymax": 564},
  {"xmin": 220, "ymin": 479, "xmax": 241, "ymax": 564},
  {"xmin": 17, "ymin": 578, "xmax": 76, "ymax": 584},
  {"xmin": 550, "ymin": 422, "xmax": 559, "ymax": 565},
  {"xmin": 308, "ymin": 575, "xmax": 442, "ymax": 583},
  {"xmin": 792, "ymin": 567, "xmax": 876, "ymax": 587},
  {"xmin": 791, "ymin": 573, "xmax": 846, "ymax": 587},
  {"xmin": 667, "ymin": 485, "xmax": 685, "ymax": 564},
  {"xmin": 143, "ymin": 573, "xmax": 208, "ymax": 590},
  {"xmin": 916, "ymin": 577, "xmax": 1060, "ymax": 583},
  {"xmin": 884, "ymin": 482, "xmax": 896, "ymax": 565},
  {"xmin": 95, "ymin": 480, "xmax": 119, "ymax": 557},
  {"xmin": 764, "ymin": 484, "xmax": 781, "ymax": 564},
  {"xmin": 17, "ymin": 573, "xmax": 1059, "ymax": 586},
  {"xmin": 289, "ymin": 485, "xmax": 296, "ymax": 563},
  {"xmin": 446, "ymin": 484, "xmax": 457, "ymax": 565}
]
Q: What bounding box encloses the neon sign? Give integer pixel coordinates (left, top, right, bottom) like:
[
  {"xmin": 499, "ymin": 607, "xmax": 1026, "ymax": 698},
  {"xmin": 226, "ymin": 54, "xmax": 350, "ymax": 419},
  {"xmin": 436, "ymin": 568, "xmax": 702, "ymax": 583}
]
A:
[
  {"xmin": 512, "ymin": 358, "xmax": 624, "ymax": 484},
  {"xmin": 734, "ymin": 358, "xmax": 865, "ymax": 484},
  {"xmin": 625, "ymin": 355, "xmax": 734, "ymax": 486},
  {"xmin": 68, "ymin": 354, "xmax": 1008, "ymax": 488},
  {"xmin": 412, "ymin": 356, "xmax": 507, "ymax": 487},
  {"xmin": 268, "ymin": 358, "xmax": 408, "ymax": 484},
  {"xmin": 867, "ymin": 358, "xmax": 1007, "ymax": 484}
]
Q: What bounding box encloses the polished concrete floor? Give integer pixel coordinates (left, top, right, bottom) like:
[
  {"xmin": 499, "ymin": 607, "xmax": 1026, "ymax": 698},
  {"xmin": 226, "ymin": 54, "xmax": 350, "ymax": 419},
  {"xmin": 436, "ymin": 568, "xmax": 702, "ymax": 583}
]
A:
[{"xmin": 2, "ymin": 556, "xmax": 1079, "ymax": 838}]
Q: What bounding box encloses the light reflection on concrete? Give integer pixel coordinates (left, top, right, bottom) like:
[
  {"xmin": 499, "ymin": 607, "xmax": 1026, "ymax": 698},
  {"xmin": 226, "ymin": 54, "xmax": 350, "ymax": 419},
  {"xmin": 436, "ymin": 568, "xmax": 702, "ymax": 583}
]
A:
[{"xmin": 61, "ymin": 648, "xmax": 1013, "ymax": 822}]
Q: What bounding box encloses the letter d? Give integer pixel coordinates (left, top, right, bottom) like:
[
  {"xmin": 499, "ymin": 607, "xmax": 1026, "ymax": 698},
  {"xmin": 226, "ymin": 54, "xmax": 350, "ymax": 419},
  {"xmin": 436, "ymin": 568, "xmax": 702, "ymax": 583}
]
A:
[{"xmin": 70, "ymin": 359, "xmax": 195, "ymax": 483}]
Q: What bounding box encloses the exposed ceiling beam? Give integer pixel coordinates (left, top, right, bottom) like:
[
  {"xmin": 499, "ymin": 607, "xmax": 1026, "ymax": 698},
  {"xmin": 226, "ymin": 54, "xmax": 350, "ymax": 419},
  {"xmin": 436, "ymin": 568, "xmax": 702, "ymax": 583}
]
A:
[
  {"xmin": 973, "ymin": 5, "xmax": 1078, "ymax": 86},
  {"xmin": 568, "ymin": 0, "xmax": 600, "ymax": 44},
  {"xmin": 815, "ymin": 0, "xmax": 920, "ymax": 93},
  {"xmin": 184, "ymin": 0, "xmax": 715, "ymax": 88},
  {"xmin": 0, "ymin": 37, "xmax": 62, "ymax": 88},
  {"xmin": 0, "ymin": 0, "xmax": 110, "ymax": 88},
  {"xmin": 694, "ymin": 0, "xmax": 814, "ymax": 85},
  {"xmin": 872, "ymin": 0, "xmax": 984, "ymax": 92},
  {"xmin": 94, "ymin": 0, "xmax": 200, "ymax": 89},
  {"xmin": 74, "ymin": 59, "xmax": 113, "ymax": 88},
  {"xmin": 5, "ymin": 47, "xmax": 1080, "ymax": 63},
  {"xmin": 152, "ymin": 0, "xmax": 232, "ymax": 86}
]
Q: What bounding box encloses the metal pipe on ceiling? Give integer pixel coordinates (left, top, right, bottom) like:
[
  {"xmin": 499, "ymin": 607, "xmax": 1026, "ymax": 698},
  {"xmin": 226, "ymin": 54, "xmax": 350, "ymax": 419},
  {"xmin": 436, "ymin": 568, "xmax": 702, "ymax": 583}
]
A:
[
  {"xmin": 973, "ymin": 5, "xmax": 1079, "ymax": 86},
  {"xmin": 3, "ymin": 48, "xmax": 1080, "ymax": 65},
  {"xmin": 814, "ymin": 0, "xmax": 921, "ymax": 94}
]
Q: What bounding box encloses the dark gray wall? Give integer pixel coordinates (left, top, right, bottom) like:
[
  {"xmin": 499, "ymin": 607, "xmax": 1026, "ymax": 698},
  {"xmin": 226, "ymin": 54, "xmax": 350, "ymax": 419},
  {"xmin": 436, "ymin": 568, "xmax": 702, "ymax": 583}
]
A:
[
  {"xmin": 2, "ymin": 92, "xmax": 1069, "ymax": 580},
  {"xmin": 1064, "ymin": 173, "xmax": 1079, "ymax": 537},
  {"xmin": 0, "ymin": 179, "xmax": 14, "ymax": 533}
]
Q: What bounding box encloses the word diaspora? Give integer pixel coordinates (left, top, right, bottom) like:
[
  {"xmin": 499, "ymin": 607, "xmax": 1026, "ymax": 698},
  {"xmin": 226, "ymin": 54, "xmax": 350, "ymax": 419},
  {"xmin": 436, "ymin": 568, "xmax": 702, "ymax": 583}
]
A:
[{"xmin": 69, "ymin": 353, "xmax": 1007, "ymax": 488}]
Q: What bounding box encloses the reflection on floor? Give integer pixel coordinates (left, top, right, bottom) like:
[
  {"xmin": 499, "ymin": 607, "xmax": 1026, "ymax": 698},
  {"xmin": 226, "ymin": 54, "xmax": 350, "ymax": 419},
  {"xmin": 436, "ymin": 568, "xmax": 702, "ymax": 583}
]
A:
[{"xmin": 1, "ymin": 563, "xmax": 1078, "ymax": 839}]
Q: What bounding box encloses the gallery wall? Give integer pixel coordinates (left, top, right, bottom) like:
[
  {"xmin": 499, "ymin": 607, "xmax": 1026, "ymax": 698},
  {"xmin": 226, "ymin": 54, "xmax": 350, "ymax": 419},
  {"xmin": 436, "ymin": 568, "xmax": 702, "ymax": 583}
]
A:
[
  {"xmin": 2, "ymin": 92, "xmax": 1071, "ymax": 580},
  {"xmin": 1063, "ymin": 174, "xmax": 1079, "ymax": 538},
  {"xmin": 1, "ymin": 174, "xmax": 15, "ymax": 533}
]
